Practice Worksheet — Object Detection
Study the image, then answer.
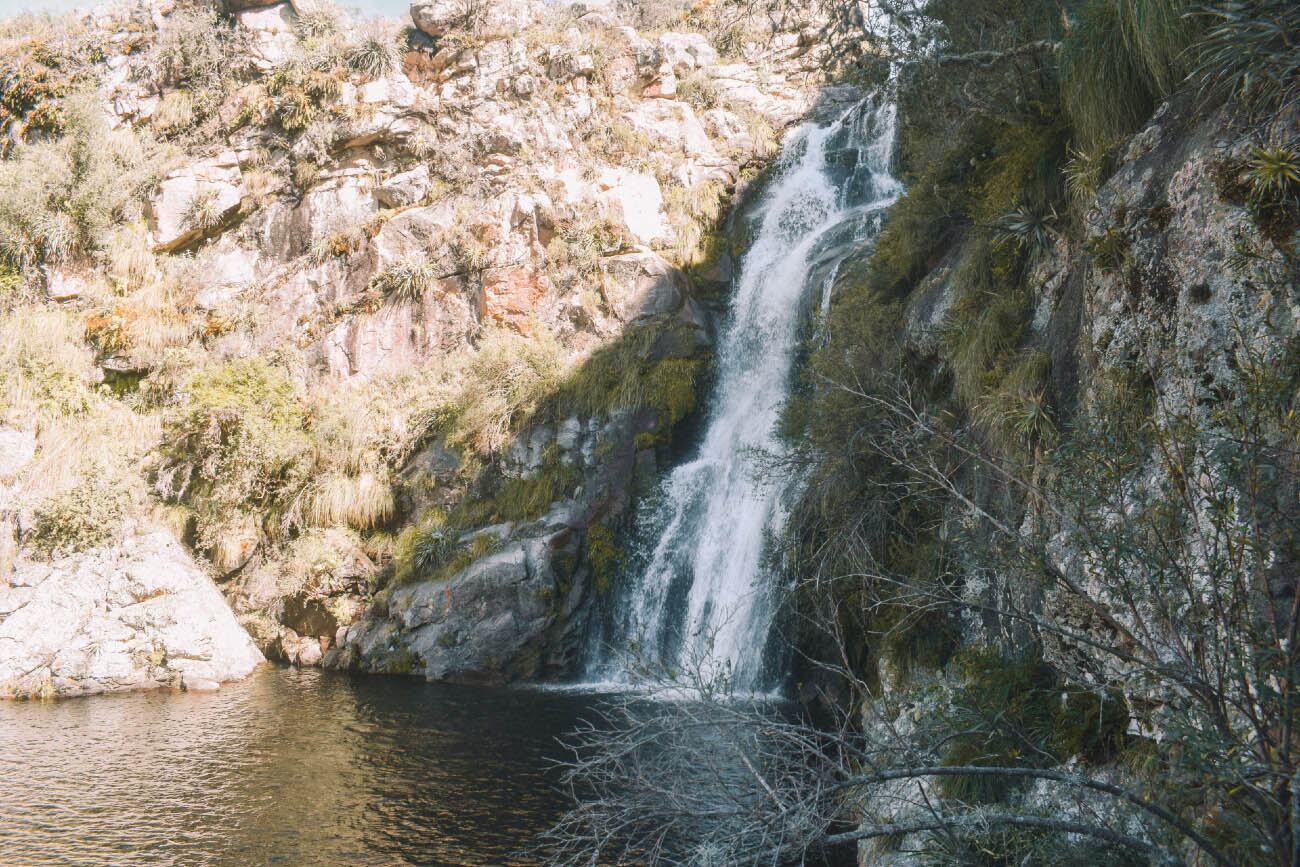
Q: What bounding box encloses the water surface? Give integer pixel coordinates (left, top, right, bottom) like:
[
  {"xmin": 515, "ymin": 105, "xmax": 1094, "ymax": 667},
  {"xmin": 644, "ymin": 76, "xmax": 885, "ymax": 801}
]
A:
[{"xmin": 0, "ymin": 667, "xmax": 596, "ymax": 866}]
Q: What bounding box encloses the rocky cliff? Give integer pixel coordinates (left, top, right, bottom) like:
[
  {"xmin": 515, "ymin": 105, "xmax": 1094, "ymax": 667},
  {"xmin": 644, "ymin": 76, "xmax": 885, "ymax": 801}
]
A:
[{"xmin": 0, "ymin": 0, "xmax": 826, "ymax": 694}]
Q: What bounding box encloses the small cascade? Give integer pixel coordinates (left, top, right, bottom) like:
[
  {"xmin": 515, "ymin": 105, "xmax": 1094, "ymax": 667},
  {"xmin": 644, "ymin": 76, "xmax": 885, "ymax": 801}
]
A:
[{"xmin": 591, "ymin": 96, "xmax": 901, "ymax": 693}]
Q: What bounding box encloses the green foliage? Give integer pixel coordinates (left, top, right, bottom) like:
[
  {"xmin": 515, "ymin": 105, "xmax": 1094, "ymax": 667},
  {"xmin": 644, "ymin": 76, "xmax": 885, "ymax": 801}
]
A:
[
  {"xmin": 1064, "ymin": 145, "xmax": 1106, "ymax": 205},
  {"xmin": 676, "ymin": 70, "xmax": 723, "ymax": 110},
  {"xmin": 943, "ymin": 236, "xmax": 1031, "ymax": 408},
  {"xmin": 974, "ymin": 350, "xmax": 1056, "ymax": 459},
  {"xmin": 585, "ymin": 523, "xmax": 621, "ymax": 594},
  {"xmin": 992, "ymin": 202, "xmax": 1059, "ymax": 254},
  {"xmin": 27, "ymin": 477, "xmax": 129, "ymax": 558},
  {"xmin": 1086, "ymin": 227, "xmax": 1131, "ymax": 271},
  {"xmin": 0, "ymin": 93, "xmax": 164, "ymax": 272},
  {"xmin": 439, "ymin": 328, "xmax": 567, "ymax": 459},
  {"xmin": 663, "ymin": 180, "xmax": 727, "ymax": 265},
  {"xmin": 939, "ymin": 648, "xmax": 1062, "ymax": 803},
  {"xmin": 547, "ymin": 212, "xmax": 621, "ymax": 278},
  {"xmin": 451, "ymin": 454, "xmax": 583, "ymax": 528},
  {"xmin": 266, "ymin": 58, "xmax": 342, "ymax": 132},
  {"xmin": 1247, "ymin": 142, "xmax": 1300, "ymax": 201},
  {"xmin": 393, "ymin": 515, "xmax": 503, "ymax": 587},
  {"xmin": 182, "ymin": 187, "xmax": 224, "ymax": 233},
  {"xmin": 164, "ymin": 358, "xmax": 311, "ymax": 552},
  {"xmin": 937, "ymin": 647, "xmax": 1128, "ymax": 803},
  {"xmin": 1195, "ymin": 0, "xmax": 1300, "ymax": 118},
  {"xmin": 549, "ymin": 321, "xmax": 709, "ymax": 430},
  {"xmin": 1061, "ymin": 0, "xmax": 1196, "ymax": 154},
  {"xmin": 148, "ymin": 3, "xmax": 252, "ymax": 136}
]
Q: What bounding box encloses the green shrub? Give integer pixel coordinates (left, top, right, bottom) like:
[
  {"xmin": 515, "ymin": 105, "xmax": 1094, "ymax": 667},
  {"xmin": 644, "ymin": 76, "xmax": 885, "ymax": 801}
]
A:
[
  {"xmin": 164, "ymin": 358, "xmax": 311, "ymax": 550},
  {"xmin": 0, "ymin": 92, "xmax": 164, "ymax": 272},
  {"xmin": 938, "ymin": 647, "xmax": 1061, "ymax": 803},
  {"xmin": 27, "ymin": 478, "xmax": 129, "ymax": 558},
  {"xmin": 1195, "ymin": 0, "xmax": 1300, "ymax": 118},
  {"xmin": 392, "ymin": 517, "xmax": 502, "ymax": 586},
  {"xmin": 549, "ymin": 320, "xmax": 709, "ymax": 430},
  {"xmin": 266, "ymin": 58, "xmax": 342, "ymax": 132},
  {"xmin": 676, "ymin": 70, "xmax": 722, "ymax": 110},
  {"xmin": 439, "ymin": 328, "xmax": 567, "ymax": 459},
  {"xmin": 973, "ymin": 350, "xmax": 1056, "ymax": 459}
]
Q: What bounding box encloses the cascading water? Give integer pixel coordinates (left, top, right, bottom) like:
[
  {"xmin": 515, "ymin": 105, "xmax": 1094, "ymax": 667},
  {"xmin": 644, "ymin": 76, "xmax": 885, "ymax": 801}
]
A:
[{"xmin": 592, "ymin": 96, "xmax": 901, "ymax": 693}]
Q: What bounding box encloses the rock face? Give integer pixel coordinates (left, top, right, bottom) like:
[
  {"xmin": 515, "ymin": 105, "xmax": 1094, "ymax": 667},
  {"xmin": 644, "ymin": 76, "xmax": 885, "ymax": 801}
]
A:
[
  {"xmin": 0, "ymin": 0, "xmax": 824, "ymax": 689},
  {"xmin": 149, "ymin": 151, "xmax": 244, "ymax": 251},
  {"xmin": 332, "ymin": 531, "xmax": 585, "ymax": 681},
  {"xmin": 0, "ymin": 532, "xmax": 264, "ymax": 698}
]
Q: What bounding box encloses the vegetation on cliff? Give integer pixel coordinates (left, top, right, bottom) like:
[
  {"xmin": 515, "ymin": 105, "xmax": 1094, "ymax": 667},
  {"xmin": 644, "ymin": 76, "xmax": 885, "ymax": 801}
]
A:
[{"xmin": 547, "ymin": 1, "xmax": 1300, "ymax": 864}]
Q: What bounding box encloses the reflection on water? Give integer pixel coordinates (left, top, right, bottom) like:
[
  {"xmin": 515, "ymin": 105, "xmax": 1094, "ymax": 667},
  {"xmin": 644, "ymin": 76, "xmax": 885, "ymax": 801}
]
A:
[{"xmin": 0, "ymin": 667, "xmax": 596, "ymax": 866}]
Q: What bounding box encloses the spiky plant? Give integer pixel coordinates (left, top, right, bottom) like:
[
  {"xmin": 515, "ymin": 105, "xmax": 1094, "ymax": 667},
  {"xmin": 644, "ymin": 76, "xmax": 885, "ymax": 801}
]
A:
[
  {"xmin": 369, "ymin": 258, "xmax": 438, "ymax": 303},
  {"xmin": 993, "ymin": 203, "xmax": 1059, "ymax": 254},
  {"xmin": 1195, "ymin": 0, "xmax": 1300, "ymax": 117},
  {"xmin": 1247, "ymin": 142, "xmax": 1300, "ymax": 201},
  {"xmin": 413, "ymin": 526, "xmax": 457, "ymax": 575},
  {"xmin": 347, "ymin": 29, "xmax": 402, "ymax": 79},
  {"xmin": 1063, "ymin": 145, "xmax": 1105, "ymax": 205},
  {"xmin": 182, "ymin": 187, "xmax": 223, "ymax": 232}
]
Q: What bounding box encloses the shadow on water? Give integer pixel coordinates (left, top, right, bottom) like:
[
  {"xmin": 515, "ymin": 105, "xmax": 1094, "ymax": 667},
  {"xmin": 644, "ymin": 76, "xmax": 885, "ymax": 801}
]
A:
[{"xmin": 0, "ymin": 667, "xmax": 598, "ymax": 866}]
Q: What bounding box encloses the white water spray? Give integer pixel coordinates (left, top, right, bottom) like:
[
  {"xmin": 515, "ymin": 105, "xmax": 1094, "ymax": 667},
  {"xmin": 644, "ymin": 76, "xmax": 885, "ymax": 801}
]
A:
[{"xmin": 595, "ymin": 97, "xmax": 901, "ymax": 692}]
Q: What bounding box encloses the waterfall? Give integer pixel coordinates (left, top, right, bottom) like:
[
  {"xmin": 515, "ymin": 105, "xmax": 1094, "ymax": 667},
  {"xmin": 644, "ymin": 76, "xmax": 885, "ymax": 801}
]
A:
[{"xmin": 592, "ymin": 96, "xmax": 901, "ymax": 693}]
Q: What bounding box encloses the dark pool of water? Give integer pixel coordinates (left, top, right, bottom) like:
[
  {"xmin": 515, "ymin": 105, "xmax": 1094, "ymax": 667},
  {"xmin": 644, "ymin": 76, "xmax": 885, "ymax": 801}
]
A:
[{"xmin": 0, "ymin": 667, "xmax": 599, "ymax": 866}]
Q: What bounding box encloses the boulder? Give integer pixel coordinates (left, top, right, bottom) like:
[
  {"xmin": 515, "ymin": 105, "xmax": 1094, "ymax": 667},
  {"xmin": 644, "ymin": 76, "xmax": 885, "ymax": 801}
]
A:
[
  {"xmin": 236, "ymin": 2, "xmax": 298, "ymax": 68},
  {"xmin": 149, "ymin": 152, "xmax": 244, "ymax": 252},
  {"xmin": 602, "ymin": 250, "xmax": 690, "ymax": 322},
  {"xmin": 597, "ymin": 168, "xmax": 670, "ymax": 246},
  {"xmin": 410, "ymin": 0, "xmax": 542, "ymax": 39},
  {"xmin": 0, "ymin": 531, "xmax": 264, "ymax": 699},
  {"xmin": 375, "ymin": 164, "xmax": 432, "ymax": 209},
  {"xmin": 330, "ymin": 529, "xmax": 587, "ymax": 682},
  {"xmin": 623, "ymin": 99, "xmax": 716, "ymax": 159},
  {"xmin": 658, "ymin": 32, "xmax": 719, "ymax": 74}
]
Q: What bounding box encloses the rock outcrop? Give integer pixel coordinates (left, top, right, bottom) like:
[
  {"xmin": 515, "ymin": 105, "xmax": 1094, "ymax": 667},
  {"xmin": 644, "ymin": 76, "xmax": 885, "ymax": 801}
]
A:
[
  {"xmin": 0, "ymin": 0, "xmax": 825, "ymax": 691},
  {"xmin": 0, "ymin": 531, "xmax": 264, "ymax": 698}
]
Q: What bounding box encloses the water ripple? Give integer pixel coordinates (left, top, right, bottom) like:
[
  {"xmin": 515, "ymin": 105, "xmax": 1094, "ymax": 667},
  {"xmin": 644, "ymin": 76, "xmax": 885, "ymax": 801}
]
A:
[{"xmin": 0, "ymin": 667, "xmax": 596, "ymax": 866}]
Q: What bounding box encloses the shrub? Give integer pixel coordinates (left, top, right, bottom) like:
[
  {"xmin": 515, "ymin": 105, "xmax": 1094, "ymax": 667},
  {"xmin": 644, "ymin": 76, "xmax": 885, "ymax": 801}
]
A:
[
  {"xmin": 0, "ymin": 306, "xmax": 96, "ymax": 422},
  {"xmin": 1195, "ymin": 0, "xmax": 1300, "ymax": 118},
  {"xmin": 663, "ymin": 180, "xmax": 726, "ymax": 265},
  {"xmin": 27, "ymin": 478, "xmax": 130, "ymax": 558},
  {"xmin": 1061, "ymin": 0, "xmax": 1195, "ymax": 154},
  {"xmin": 0, "ymin": 93, "xmax": 165, "ymax": 273},
  {"xmin": 676, "ymin": 70, "xmax": 722, "ymax": 110},
  {"xmin": 585, "ymin": 522, "xmax": 621, "ymax": 594},
  {"xmin": 440, "ymin": 328, "xmax": 567, "ymax": 458},
  {"xmin": 369, "ymin": 257, "xmax": 439, "ymax": 303},
  {"xmin": 550, "ymin": 320, "xmax": 709, "ymax": 428},
  {"xmin": 163, "ymin": 358, "xmax": 311, "ymax": 550},
  {"xmin": 146, "ymin": 4, "xmax": 252, "ymax": 135},
  {"xmin": 266, "ymin": 58, "xmax": 342, "ymax": 132},
  {"xmin": 937, "ymin": 647, "xmax": 1061, "ymax": 803}
]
